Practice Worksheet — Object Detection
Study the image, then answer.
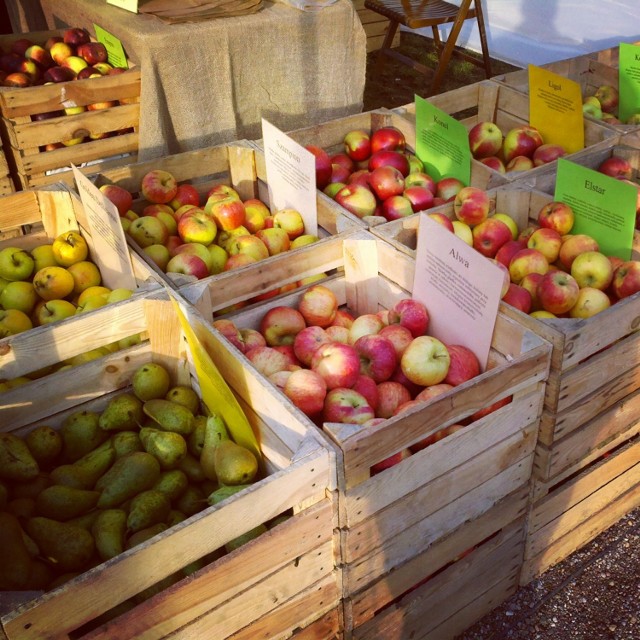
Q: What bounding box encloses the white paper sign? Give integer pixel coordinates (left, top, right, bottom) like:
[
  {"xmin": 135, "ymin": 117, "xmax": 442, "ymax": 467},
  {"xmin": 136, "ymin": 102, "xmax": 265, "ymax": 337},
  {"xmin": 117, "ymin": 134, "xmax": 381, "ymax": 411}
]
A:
[
  {"xmin": 261, "ymin": 118, "xmax": 318, "ymax": 236},
  {"xmin": 413, "ymin": 215, "xmax": 503, "ymax": 369},
  {"xmin": 73, "ymin": 165, "xmax": 137, "ymax": 290}
]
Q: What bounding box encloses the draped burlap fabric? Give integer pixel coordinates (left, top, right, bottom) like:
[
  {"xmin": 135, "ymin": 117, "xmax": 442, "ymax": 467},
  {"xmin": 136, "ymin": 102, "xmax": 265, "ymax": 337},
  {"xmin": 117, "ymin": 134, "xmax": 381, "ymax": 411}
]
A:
[{"xmin": 41, "ymin": 0, "xmax": 367, "ymax": 160}]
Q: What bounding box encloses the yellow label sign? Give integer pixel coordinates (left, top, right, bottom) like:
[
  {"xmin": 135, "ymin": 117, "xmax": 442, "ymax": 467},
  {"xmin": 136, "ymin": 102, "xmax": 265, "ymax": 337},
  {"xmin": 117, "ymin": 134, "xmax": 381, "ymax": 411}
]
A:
[
  {"xmin": 529, "ymin": 64, "xmax": 584, "ymax": 154},
  {"xmin": 168, "ymin": 291, "xmax": 261, "ymax": 461},
  {"xmin": 107, "ymin": 0, "xmax": 138, "ymax": 13}
]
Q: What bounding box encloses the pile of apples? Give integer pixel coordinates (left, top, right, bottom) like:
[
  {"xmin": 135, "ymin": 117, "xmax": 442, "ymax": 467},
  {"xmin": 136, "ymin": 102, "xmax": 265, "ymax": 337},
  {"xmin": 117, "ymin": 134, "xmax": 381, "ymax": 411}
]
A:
[
  {"xmin": 444, "ymin": 179, "xmax": 640, "ymax": 319},
  {"xmin": 582, "ymin": 83, "xmax": 640, "ymax": 125},
  {"xmin": 0, "ymin": 28, "xmax": 135, "ymax": 149},
  {"xmin": 306, "ymin": 126, "xmax": 465, "ymax": 224},
  {"xmin": 467, "ymin": 121, "xmax": 567, "ymax": 174},
  {"xmin": 0, "ymin": 231, "xmax": 135, "ymax": 338},
  {"xmin": 213, "ymin": 284, "xmax": 508, "ymax": 471},
  {"xmin": 100, "ymin": 170, "xmax": 319, "ymax": 294}
]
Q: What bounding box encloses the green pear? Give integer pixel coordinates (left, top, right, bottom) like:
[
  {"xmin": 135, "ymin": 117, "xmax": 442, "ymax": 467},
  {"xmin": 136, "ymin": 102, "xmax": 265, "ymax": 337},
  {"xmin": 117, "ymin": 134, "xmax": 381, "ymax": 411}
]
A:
[
  {"xmin": 199, "ymin": 414, "xmax": 230, "ymax": 482},
  {"xmin": 96, "ymin": 451, "xmax": 161, "ymax": 509},
  {"xmin": 176, "ymin": 453, "xmax": 206, "ymax": 484},
  {"xmin": 187, "ymin": 415, "xmax": 208, "ymax": 457},
  {"xmin": 51, "ymin": 446, "xmax": 116, "ymax": 489},
  {"xmin": 132, "ymin": 362, "xmax": 172, "ymax": 401},
  {"xmin": 166, "ymin": 509, "xmax": 186, "ymax": 527},
  {"xmin": 142, "ymin": 399, "xmax": 195, "ymax": 435},
  {"xmin": 25, "ymin": 560, "xmax": 55, "ymax": 590},
  {"xmin": 67, "ymin": 510, "xmax": 100, "ymax": 532},
  {"xmin": 9, "ymin": 472, "xmax": 51, "ymax": 500},
  {"xmin": 92, "ymin": 509, "xmax": 127, "ymax": 561},
  {"xmin": 26, "ymin": 517, "xmax": 95, "ymax": 572},
  {"xmin": 175, "ymin": 484, "xmax": 206, "ymax": 517},
  {"xmin": 213, "ymin": 440, "xmax": 258, "ymax": 486},
  {"xmin": 0, "ymin": 433, "xmax": 39, "ymax": 481},
  {"xmin": 139, "ymin": 427, "xmax": 187, "ymax": 470},
  {"xmin": 125, "ymin": 522, "xmax": 167, "ymax": 550},
  {"xmin": 225, "ymin": 524, "xmax": 268, "ymax": 553},
  {"xmin": 25, "ymin": 425, "xmax": 62, "ymax": 467},
  {"xmin": 35, "ymin": 485, "xmax": 100, "ymax": 520},
  {"xmin": 153, "ymin": 469, "xmax": 189, "ymax": 503},
  {"xmin": 99, "ymin": 392, "xmax": 144, "ymax": 432},
  {"xmin": 165, "ymin": 386, "xmax": 200, "ymax": 414},
  {"xmin": 0, "ymin": 512, "xmax": 34, "ymax": 589},
  {"xmin": 7, "ymin": 497, "xmax": 36, "ymax": 519},
  {"xmin": 127, "ymin": 489, "xmax": 171, "ymax": 533},
  {"xmin": 111, "ymin": 431, "xmax": 143, "ymax": 458},
  {"xmin": 207, "ymin": 484, "xmax": 251, "ymax": 506},
  {"xmin": 61, "ymin": 410, "xmax": 109, "ymax": 462}
]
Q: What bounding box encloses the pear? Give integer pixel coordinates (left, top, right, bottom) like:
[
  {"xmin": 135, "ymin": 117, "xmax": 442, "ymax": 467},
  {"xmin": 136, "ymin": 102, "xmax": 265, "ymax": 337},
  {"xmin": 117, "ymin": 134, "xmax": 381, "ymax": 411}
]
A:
[
  {"xmin": 175, "ymin": 484, "xmax": 206, "ymax": 516},
  {"xmin": 67, "ymin": 510, "xmax": 100, "ymax": 532},
  {"xmin": 213, "ymin": 440, "xmax": 258, "ymax": 486},
  {"xmin": 207, "ymin": 484, "xmax": 252, "ymax": 506},
  {"xmin": 199, "ymin": 414, "xmax": 230, "ymax": 482},
  {"xmin": 225, "ymin": 524, "xmax": 268, "ymax": 553},
  {"xmin": 0, "ymin": 512, "xmax": 34, "ymax": 589},
  {"xmin": 153, "ymin": 469, "xmax": 189, "ymax": 503},
  {"xmin": 8, "ymin": 497, "xmax": 36, "ymax": 519},
  {"xmin": 9, "ymin": 472, "xmax": 51, "ymax": 500},
  {"xmin": 139, "ymin": 427, "xmax": 187, "ymax": 470},
  {"xmin": 25, "ymin": 425, "xmax": 63, "ymax": 467},
  {"xmin": 165, "ymin": 385, "xmax": 200, "ymax": 414},
  {"xmin": 125, "ymin": 522, "xmax": 167, "ymax": 550},
  {"xmin": 187, "ymin": 415, "xmax": 208, "ymax": 457},
  {"xmin": 35, "ymin": 485, "xmax": 100, "ymax": 521},
  {"xmin": 132, "ymin": 362, "xmax": 172, "ymax": 401},
  {"xmin": 166, "ymin": 509, "xmax": 186, "ymax": 527},
  {"xmin": 112, "ymin": 431, "xmax": 143, "ymax": 458},
  {"xmin": 26, "ymin": 517, "xmax": 95, "ymax": 572},
  {"xmin": 0, "ymin": 433, "xmax": 39, "ymax": 481},
  {"xmin": 143, "ymin": 398, "xmax": 195, "ymax": 435},
  {"xmin": 51, "ymin": 446, "xmax": 116, "ymax": 490},
  {"xmin": 92, "ymin": 509, "xmax": 127, "ymax": 561},
  {"xmin": 96, "ymin": 451, "xmax": 161, "ymax": 509},
  {"xmin": 176, "ymin": 453, "xmax": 206, "ymax": 484},
  {"xmin": 98, "ymin": 392, "xmax": 144, "ymax": 432},
  {"xmin": 25, "ymin": 560, "xmax": 55, "ymax": 591},
  {"xmin": 61, "ymin": 410, "xmax": 109, "ymax": 462},
  {"xmin": 126, "ymin": 489, "xmax": 171, "ymax": 533}
]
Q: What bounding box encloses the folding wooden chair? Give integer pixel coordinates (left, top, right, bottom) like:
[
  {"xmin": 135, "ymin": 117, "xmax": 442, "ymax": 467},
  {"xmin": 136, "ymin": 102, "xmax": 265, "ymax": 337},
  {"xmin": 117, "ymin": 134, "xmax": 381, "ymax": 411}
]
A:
[{"xmin": 364, "ymin": 0, "xmax": 492, "ymax": 96}]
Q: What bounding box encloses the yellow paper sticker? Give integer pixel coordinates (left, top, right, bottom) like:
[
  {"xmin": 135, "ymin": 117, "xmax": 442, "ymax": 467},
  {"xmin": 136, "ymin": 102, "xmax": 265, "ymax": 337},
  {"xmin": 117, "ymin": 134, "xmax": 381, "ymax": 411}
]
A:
[
  {"xmin": 168, "ymin": 291, "xmax": 261, "ymax": 461},
  {"xmin": 107, "ymin": 0, "xmax": 138, "ymax": 13},
  {"xmin": 529, "ymin": 65, "xmax": 584, "ymax": 154}
]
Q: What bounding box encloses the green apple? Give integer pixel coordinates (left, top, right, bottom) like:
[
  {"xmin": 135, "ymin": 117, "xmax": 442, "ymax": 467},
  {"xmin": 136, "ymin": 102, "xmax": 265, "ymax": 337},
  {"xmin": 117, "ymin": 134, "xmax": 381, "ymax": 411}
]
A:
[
  {"xmin": 106, "ymin": 288, "xmax": 134, "ymax": 303},
  {"xmin": 290, "ymin": 234, "xmax": 319, "ymax": 249},
  {"xmin": 0, "ymin": 247, "xmax": 35, "ymax": 281},
  {"xmin": 34, "ymin": 299, "xmax": 77, "ymax": 325},
  {"xmin": 31, "ymin": 244, "xmax": 58, "ymax": 271},
  {"xmin": 143, "ymin": 244, "xmax": 171, "ymax": 271},
  {"xmin": 0, "ymin": 281, "xmax": 38, "ymax": 314},
  {"xmin": 206, "ymin": 243, "xmax": 228, "ymax": 275}
]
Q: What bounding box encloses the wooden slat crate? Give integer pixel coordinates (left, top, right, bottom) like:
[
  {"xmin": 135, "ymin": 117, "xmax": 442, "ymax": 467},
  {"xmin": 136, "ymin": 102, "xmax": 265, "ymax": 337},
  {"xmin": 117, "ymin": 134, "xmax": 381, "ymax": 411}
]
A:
[
  {"xmin": 392, "ymin": 80, "xmax": 619, "ymax": 187},
  {"xmin": 250, "ymin": 108, "xmax": 509, "ymax": 228},
  {"xmin": 491, "ymin": 54, "xmax": 640, "ymax": 134},
  {"xmin": 210, "ymin": 231, "xmax": 551, "ymax": 639},
  {"xmin": 369, "ymin": 184, "xmax": 640, "ymax": 583},
  {"xmin": 0, "ymin": 30, "xmax": 140, "ymax": 191},
  {"xmin": 94, "ymin": 142, "xmax": 363, "ymax": 293},
  {"xmin": 351, "ymin": 0, "xmax": 400, "ymax": 52},
  {"xmin": 0, "ymin": 142, "xmax": 14, "ymax": 196},
  {"xmin": 0, "ymin": 288, "xmax": 340, "ymax": 640}
]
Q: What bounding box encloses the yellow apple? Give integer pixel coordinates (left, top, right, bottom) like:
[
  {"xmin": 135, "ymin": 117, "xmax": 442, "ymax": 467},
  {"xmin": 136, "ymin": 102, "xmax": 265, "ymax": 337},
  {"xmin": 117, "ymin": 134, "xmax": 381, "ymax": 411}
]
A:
[
  {"xmin": 107, "ymin": 288, "xmax": 134, "ymax": 303},
  {"xmin": 0, "ymin": 308, "xmax": 33, "ymax": 336},
  {"xmin": 492, "ymin": 213, "xmax": 519, "ymax": 240},
  {"xmin": 52, "ymin": 231, "xmax": 89, "ymax": 267},
  {"xmin": 31, "ymin": 244, "xmax": 58, "ymax": 271},
  {"xmin": 32, "ymin": 266, "xmax": 75, "ymax": 301},
  {"xmin": 77, "ymin": 286, "xmax": 111, "ymax": 306},
  {"xmin": 290, "ymin": 234, "xmax": 320, "ymax": 249},
  {"xmin": 451, "ymin": 220, "xmax": 473, "ymax": 246},
  {"xmin": 569, "ymin": 287, "xmax": 611, "ymax": 319},
  {"xmin": 67, "ymin": 260, "xmax": 102, "ymax": 295}
]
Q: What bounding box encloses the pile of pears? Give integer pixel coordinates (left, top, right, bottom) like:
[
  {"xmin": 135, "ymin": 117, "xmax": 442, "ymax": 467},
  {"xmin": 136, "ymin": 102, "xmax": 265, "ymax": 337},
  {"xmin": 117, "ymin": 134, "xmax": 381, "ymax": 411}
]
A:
[{"xmin": 0, "ymin": 360, "xmax": 268, "ymax": 597}]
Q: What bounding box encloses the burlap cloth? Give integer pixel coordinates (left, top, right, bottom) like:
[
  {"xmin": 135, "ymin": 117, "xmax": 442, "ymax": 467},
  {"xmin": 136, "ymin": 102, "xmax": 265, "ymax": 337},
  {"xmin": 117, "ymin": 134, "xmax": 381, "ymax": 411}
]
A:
[{"xmin": 40, "ymin": 0, "xmax": 367, "ymax": 161}]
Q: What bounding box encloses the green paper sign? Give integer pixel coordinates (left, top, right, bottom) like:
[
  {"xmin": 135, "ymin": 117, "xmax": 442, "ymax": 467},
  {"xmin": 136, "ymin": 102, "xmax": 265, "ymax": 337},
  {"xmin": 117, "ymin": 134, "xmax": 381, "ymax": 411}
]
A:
[
  {"xmin": 94, "ymin": 24, "xmax": 129, "ymax": 70},
  {"xmin": 554, "ymin": 158, "xmax": 637, "ymax": 260},
  {"xmin": 414, "ymin": 94, "xmax": 471, "ymax": 185},
  {"xmin": 618, "ymin": 42, "xmax": 640, "ymax": 123}
]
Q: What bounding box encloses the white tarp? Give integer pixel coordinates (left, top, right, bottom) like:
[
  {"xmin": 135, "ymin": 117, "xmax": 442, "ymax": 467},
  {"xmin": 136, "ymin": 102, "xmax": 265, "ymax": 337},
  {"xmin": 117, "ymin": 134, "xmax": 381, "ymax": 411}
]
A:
[{"xmin": 414, "ymin": 0, "xmax": 640, "ymax": 66}]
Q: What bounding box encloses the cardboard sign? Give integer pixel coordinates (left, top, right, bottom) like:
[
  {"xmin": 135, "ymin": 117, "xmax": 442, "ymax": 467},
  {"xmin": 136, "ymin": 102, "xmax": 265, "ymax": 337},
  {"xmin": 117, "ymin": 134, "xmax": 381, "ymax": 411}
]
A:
[
  {"xmin": 618, "ymin": 42, "xmax": 640, "ymax": 123},
  {"xmin": 106, "ymin": 0, "xmax": 138, "ymax": 13},
  {"xmin": 413, "ymin": 215, "xmax": 503, "ymax": 369},
  {"xmin": 93, "ymin": 24, "xmax": 129, "ymax": 69},
  {"xmin": 529, "ymin": 65, "xmax": 584, "ymax": 154},
  {"xmin": 261, "ymin": 118, "xmax": 318, "ymax": 236},
  {"xmin": 72, "ymin": 166, "xmax": 137, "ymax": 290},
  {"xmin": 414, "ymin": 95, "xmax": 471, "ymax": 185},
  {"xmin": 169, "ymin": 290, "xmax": 261, "ymax": 461},
  {"xmin": 554, "ymin": 158, "xmax": 637, "ymax": 260}
]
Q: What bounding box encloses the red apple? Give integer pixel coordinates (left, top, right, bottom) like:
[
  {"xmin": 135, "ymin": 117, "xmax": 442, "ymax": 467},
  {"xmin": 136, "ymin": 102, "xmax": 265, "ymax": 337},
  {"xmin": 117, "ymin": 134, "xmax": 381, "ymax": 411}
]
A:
[
  {"xmin": 404, "ymin": 185, "xmax": 435, "ymax": 212},
  {"xmin": 347, "ymin": 169, "xmax": 372, "ymax": 188},
  {"xmin": 323, "ymin": 387, "xmax": 375, "ymax": 424},
  {"xmin": 453, "ymin": 186, "xmax": 491, "ymax": 226},
  {"xmin": 354, "ymin": 334, "xmax": 397, "ymax": 383},
  {"xmin": 538, "ymin": 201, "xmax": 575, "ymax": 236},
  {"xmin": 527, "ymin": 227, "xmax": 563, "ymax": 264},
  {"xmin": 212, "ymin": 318, "xmax": 245, "ymax": 351},
  {"xmin": 170, "ymin": 184, "xmax": 200, "ymax": 211},
  {"xmin": 532, "ymin": 143, "xmax": 566, "ymax": 167},
  {"xmin": 284, "ymin": 368, "xmax": 327, "ymax": 417},
  {"xmin": 99, "ymin": 184, "xmax": 133, "ymax": 216},
  {"xmin": 597, "ymin": 156, "xmax": 633, "ymax": 180},
  {"xmin": 329, "ymin": 163, "xmax": 351, "ymax": 185},
  {"xmin": 370, "ymin": 126, "xmax": 406, "ymax": 153},
  {"xmin": 352, "ymin": 374, "xmax": 379, "ymax": 413},
  {"xmin": 468, "ymin": 121, "xmax": 503, "ymax": 159},
  {"xmin": 369, "ymin": 165, "xmax": 405, "ymax": 201},
  {"xmin": 293, "ymin": 325, "xmax": 332, "ymax": 367},
  {"xmin": 519, "ymin": 273, "xmax": 545, "ymax": 311},
  {"xmin": 348, "ymin": 313, "xmax": 384, "ymax": 344},
  {"xmin": 502, "ymin": 125, "xmax": 544, "ymax": 163},
  {"xmin": 331, "ymin": 309, "xmax": 355, "ymax": 328},
  {"xmin": 63, "ymin": 28, "xmax": 91, "ymax": 47},
  {"xmin": 370, "ymin": 447, "xmax": 412, "ymax": 474},
  {"xmin": 343, "ymin": 129, "xmax": 371, "ymax": 162},
  {"xmin": 259, "ymin": 306, "xmax": 306, "ymax": 346},
  {"xmin": 558, "ymin": 234, "xmax": 599, "ymax": 271},
  {"xmin": 505, "ymin": 155, "xmax": 535, "ymax": 172},
  {"xmin": 509, "ymin": 248, "xmax": 550, "ymax": 284},
  {"xmin": 594, "ymin": 85, "xmax": 619, "ymax": 114},
  {"xmin": 502, "ymin": 282, "xmax": 532, "ymax": 313},
  {"xmin": 77, "ymin": 42, "xmax": 108, "ymax": 66},
  {"xmin": 246, "ymin": 346, "xmax": 290, "ymax": 378},
  {"xmin": 298, "ymin": 284, "xmax": 338, "ymax": 327},
  {"xmin": 405, "ymin": 171, "xmax": 436, "ymax": 193},
  {"xmin": 255, "ymin": 227, "xmax": 290, "ymax": 256},
  {"xmin": 378, "ymin": 324, "xmax": 414, "ymax": 359},
  {"xmin": 165, "ymin": 253, "xmax": 209, "ymax": 280},
  {"xmin": 43, "ymin": 65, "xmax": 75, "ymax": 83},
  {"xmin": 472, "ymin": 217, "xmax": 513, "ymax": 258},
  {"xmin": 443, "ymin": 344, "xmax": 480, "ymax": 386},
  {"xmin": 141, "ymin": 169, "xmax": 178, "ymax": 204},
  {"xmin": 375, "ymin": 380, "xmax": 411, "ymax": 419},
  {"xmin": 334, "ymin": 184, "xmax": 377, "ymax": 219},
  {"xmin": 367, "ymin": 150, "xmax": 410, "ymax": 177},
  {"xmin": 611, "ymin": 261, "xmax": 640, "ymax": 299},
  {"xmin": 537, "ymin": 270, "xmax": 580, "ymax": 314},
  {"xmin": 388, "ymin": 298, "xmax": 429, "ymax": 338},
  {"xmin": 381, "ymin": 195, "xmax": 414, "ymax": 221},
  {"xmin": 330, "ymin": 152, "xmax": 355, "ymax": 173},
  {"xmin": 478, "ymin": 156, "xmax": 506, "ymax": 173},
  {"xmin": 311, "ymin": 342, "xmax": 361, "ymax": 389},
  {"xmin": 24, "ymin": 45, "xmax": 53, "ymax": 69},
  {"xmin": 208, "ymin": 197, "xmax": 246, "ymax": 232},
  {"xmin": 306, "ymin": 145, "xmax": 333, "ymax": 190},
  {"xmin": 10, "ymin": 38, "xmax": 34, "ymax": 57},
  {"xmin": 495, "ymin": 239, "xmax": 527, "ymax": 269}
]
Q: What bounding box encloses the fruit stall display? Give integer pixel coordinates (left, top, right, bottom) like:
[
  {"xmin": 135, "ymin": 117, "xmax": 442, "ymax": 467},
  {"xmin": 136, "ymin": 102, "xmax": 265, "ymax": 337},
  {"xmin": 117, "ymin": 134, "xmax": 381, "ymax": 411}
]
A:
[
  {"xmin": 369, "ymin": 182, "xmax": 640, "ymax": 583},
  {"xmin": 0, "ymin": 184, "xmax": 157, "ymax": 382},
  {"xmin": 250, "ymin": 108, "xmax": 510, "ymax": 229},
  {"xmin": 393, "ymin": 81, "xmax": 618, "ymax": 186},
  {"xmin": 94, "ymin": 142, "xmax": 363, "ymax": 295},
  {"xmin": 0, "ymin": 287, "xmax": 340, "ymax": 639},
  {"xmin": 205, "ymin": 231, "xmax": 551, "ymax": 638},
  {"xmin": 0, "ymin": 28, "xmax": 140, "ymax": 190},
  {"xmin": 492, "ymin": 47, "xmax": 640, "ymax": 133}
]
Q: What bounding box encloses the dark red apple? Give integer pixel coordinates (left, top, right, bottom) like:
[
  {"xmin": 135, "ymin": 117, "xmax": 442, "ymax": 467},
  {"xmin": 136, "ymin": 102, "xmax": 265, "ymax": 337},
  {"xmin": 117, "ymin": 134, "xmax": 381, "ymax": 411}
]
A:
[
  {"xmin": 370, "ymin": 126, "xmax": 406, "ymax": 154},
  {"xmin": 368, "ymin": 150, "xmax": 410, "ymax": 177},
  {"xmin": 306, "ymin": 144, "xmax": 333, "ymax": 190}
]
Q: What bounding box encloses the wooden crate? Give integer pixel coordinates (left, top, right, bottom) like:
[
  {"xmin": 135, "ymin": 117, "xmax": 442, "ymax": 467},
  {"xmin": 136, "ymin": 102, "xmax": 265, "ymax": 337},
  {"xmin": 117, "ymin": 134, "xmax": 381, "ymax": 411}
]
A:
[
  {"xmin": 0, "ymin": 30, "xmax": 140, "ymax": 191},
  {"xmin": 0, "ymin": 288, "xmax": 340, "ymax": 640},
  {"xmin": 351, "ymin": 0, "xmax": 400, "ymax": 52},
  {"xmin": 0, "ymin": 184, "xmax": 157, "ymax": 383},
  {"xmin": 393, "ymin": 80, "xmax": 618, "ymax": 187},
  {"xmin": 0, "ymin": 142, "xmax": 14, "ymax": 196},
  {"xmin": 491, "ymin": 55, "xmax": 639, "ymax": 134},
  {"xmin": 250, "ymin": 108, "xmax": 509, "ymax": 227},
  {"xmin": 213, "ymin": 231, "xmax": 551, "ymax": 639},
  {"xmin": 94, "ymin": 142, "xmax": 363, "ymax": 293}
]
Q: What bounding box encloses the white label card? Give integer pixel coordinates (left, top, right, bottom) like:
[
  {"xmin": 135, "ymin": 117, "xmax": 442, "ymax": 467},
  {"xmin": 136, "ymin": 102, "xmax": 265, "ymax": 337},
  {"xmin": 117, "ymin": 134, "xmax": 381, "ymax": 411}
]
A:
[
  {"xmin": 73, "ymin": 165, "xmax": 136, "ymax": 290},
  {"xmin": 261, "ymin": 118, "xmax": 318, "ymax": 236},
  {"xmin": 413, "ymin": 215, "xmax": 503, "ymax": 370}
]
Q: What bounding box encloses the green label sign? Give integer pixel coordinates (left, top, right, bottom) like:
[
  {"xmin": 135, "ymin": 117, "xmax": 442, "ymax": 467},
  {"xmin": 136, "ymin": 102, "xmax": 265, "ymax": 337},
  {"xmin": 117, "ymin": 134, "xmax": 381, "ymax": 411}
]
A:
[
  {"xmin": 94, "ymin": 24, "xmax": 128, "ymax": 69},
  {"xmin": 618, "ymin": 42, "xmax": 640, "ymax": 123}
]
